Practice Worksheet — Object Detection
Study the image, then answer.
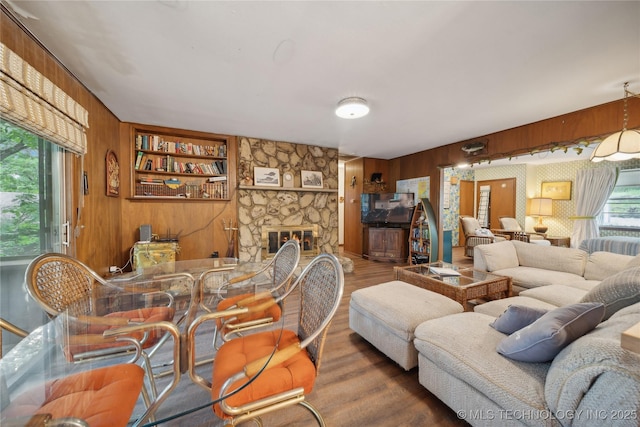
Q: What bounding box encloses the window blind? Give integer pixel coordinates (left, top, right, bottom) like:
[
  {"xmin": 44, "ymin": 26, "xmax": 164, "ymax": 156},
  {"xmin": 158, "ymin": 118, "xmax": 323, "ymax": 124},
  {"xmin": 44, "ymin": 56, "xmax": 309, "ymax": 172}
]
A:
[{"xmin": 0, "ymin": 42, "xmax": 88, "ymax": 155}]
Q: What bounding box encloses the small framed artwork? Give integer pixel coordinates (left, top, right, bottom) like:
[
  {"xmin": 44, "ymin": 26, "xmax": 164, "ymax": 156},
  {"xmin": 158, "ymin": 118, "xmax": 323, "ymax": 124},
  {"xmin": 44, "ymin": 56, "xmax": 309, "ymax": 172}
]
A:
[
  {"xmin": 105, "ymin": 149, "xmax": 120, "ymax": 197},
  {"xmin": 301, "ymin": 170, "xmax": 323, "ymax": 189},
  {"xmin": 541, "ymin": 181, "xmax": 572, "ymax": 200},
  {"xmin": 254, "ymin": 167, "xmax": 280, "ymax": 186}
]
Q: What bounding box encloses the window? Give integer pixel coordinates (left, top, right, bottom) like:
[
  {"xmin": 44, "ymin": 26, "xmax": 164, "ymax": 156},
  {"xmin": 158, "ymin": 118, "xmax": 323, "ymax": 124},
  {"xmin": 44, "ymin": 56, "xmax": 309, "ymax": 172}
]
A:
[
  {"xmin": 0, "ymin": 118, "xmax": 67, "ymax": 258},
  {"xmin": 1, "ymin": 118, "xmax": 69, "ymax": 349},
  {"xmin": 599, "ymin": 169, "xmax": 640, "ymax": 229}
]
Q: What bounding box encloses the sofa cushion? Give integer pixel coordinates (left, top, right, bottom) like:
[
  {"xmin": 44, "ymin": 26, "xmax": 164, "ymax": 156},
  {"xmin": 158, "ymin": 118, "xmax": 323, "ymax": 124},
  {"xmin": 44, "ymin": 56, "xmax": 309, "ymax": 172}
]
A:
[
  {"xmin": 626, "ymin": 253, "xmax": 640, "ymax": 268},
  {"xmin": 496, "ymin": 302, "xmax": 605, "ymax": 362},
  {"xmin": 415, "ymin": 312, "xmax": 551, "ymax": 416},
  {"xmin": 490, "ymin": 305, "xmax": 548, "ymax": 334},
  {"xmin": 512, "ymin": 240, "xmax": 587, "ymax": 276},
  {"xmin": 492, "ymin": 266, "xmax": 585, "ymax": 290},
  {"xmin": 473, "ymin": 240, "xmax": 519, "ymax": 272},
  {"xmin": 584, "ymin": 251, "xmax": 634, "ymax": 281},
  {"xmin": 545, "ymin": 302, "xmax": 640, "ymax": 420},
  {"xmin": 580, "ymin": 266, "xmax": 640, "ymax": 320},
  {"xmin": 474, "ymin": 296, "xmax": 559, "ymax": 318},
  {"xmin": 564, "ymin": 279, "xmax": 601, "ymax": 292},
  {"xmin": 520, "ymin": 285, "xmax": 587, "ymax": 307}
]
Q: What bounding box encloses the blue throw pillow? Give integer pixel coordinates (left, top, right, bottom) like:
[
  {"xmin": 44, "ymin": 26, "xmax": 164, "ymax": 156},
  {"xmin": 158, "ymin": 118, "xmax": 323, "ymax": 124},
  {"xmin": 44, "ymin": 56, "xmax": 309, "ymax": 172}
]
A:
[
  {"xmin": 496, "ymin": 302, "xmax": 605, "ymax": 362},
  {"xmin": 490, "ymin": 305, "xmax": 548, "ymax": 335}
]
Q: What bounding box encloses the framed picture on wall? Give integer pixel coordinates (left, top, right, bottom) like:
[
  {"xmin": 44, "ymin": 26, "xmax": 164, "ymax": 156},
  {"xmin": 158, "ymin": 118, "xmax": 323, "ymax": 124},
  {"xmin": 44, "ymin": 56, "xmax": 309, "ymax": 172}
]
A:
[
  {"xmin": 541, "ymin": 181, "xmax": 572, "ymax": 200},
  {"xmin": 106, "ymin": 149, "xmax": 120, "ymax": 197},
  {"xmin": 254, "ymin": 167, "xmax": 280, "ymax": 186},
  {"xmin": 301, "ymin": 170, "xmax": 323, "ymax": 189}
]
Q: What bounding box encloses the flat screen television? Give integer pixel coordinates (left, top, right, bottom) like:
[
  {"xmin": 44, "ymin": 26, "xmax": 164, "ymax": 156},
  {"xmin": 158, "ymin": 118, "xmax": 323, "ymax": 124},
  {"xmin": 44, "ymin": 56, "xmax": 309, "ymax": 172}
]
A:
[{"xmin": 361, "ymin": 193, "xmax": 415, "ymax": 224}]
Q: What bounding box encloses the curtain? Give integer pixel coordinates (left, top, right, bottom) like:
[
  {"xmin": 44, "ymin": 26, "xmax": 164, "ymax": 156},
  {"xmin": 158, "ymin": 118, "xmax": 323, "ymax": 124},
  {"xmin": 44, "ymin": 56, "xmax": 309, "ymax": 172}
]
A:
[
  {"xmin": 0, "ymin": 42, "xmax": 88, "ymax": 155},
  {"xmin": 570, "ymin": 167, "xmax": 618, "ymax": 248}
]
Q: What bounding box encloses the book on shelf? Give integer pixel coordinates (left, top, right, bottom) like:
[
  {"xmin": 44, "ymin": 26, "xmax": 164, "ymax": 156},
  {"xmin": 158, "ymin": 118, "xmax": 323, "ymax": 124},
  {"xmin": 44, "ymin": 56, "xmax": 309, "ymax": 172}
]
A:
[
  {"xmin": 429, "ymin": 266, "xmax": 460, "ymax": 276},
  {"xmin": 134, "ymin": 151, "xmax": 143, "ymax": 170},
  {"xmin": 207, "ymin": 176, "xmax": 227, "ymax": 182}
]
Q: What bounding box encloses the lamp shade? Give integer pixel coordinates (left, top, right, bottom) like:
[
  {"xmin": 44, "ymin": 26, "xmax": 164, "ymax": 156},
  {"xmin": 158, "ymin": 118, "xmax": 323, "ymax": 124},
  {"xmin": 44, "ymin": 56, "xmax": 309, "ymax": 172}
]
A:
[
  {"xmin": 590, "ymin": 129, "xmax": 640, "ymax": 162},
  {"xmin": 529, "ymin": 198, "xmax": 552, "ymax": 217},
  {"xmin": 335, "ymin": 97, "xmax": 369, "ymax": 119}
]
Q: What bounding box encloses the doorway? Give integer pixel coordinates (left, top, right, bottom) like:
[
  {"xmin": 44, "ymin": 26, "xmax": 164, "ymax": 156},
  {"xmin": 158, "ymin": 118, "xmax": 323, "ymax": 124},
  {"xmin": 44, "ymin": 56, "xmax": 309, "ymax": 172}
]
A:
[{"xmin": 476, "ymin": 178, "xmax": 516, "ymax": 230}]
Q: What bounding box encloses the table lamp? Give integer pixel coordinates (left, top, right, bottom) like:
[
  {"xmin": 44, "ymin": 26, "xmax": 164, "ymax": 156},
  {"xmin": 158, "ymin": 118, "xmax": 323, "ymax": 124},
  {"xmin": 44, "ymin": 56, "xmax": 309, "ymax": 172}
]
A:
[{"xmin": 529, "ymin": 198, "xmax": 552, "ymax": 233}]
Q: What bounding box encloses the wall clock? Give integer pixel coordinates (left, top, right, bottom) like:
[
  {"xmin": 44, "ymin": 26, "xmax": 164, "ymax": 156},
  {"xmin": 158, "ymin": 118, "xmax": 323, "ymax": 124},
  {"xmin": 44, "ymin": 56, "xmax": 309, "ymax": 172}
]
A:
[{"xmin": 283, "ymin": 171, "xmax": 294, "ymax": 188}]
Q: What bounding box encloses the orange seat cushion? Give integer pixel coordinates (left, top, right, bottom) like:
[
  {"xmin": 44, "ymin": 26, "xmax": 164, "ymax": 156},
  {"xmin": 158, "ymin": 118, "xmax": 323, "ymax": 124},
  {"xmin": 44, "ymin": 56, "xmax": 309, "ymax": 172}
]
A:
[
  {"xmin": 211, "ymin": 329, "xmax": 316, "ymax": 419},
  {"xmin": 65, "ymin": 306, "xmax": 174, "ymax": 360},
  {"xmin": 216, "ymin": 294, "xmax": 281, "ymax": 328},
  {"xmin": 3, "ymin": 364, "xmax": 144, "ymax": 427}
]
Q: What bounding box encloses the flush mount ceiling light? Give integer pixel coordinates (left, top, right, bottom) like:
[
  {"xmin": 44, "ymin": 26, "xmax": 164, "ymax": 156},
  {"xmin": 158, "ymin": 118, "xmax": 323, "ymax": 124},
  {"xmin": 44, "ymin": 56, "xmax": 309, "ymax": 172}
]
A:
[
  {"xmin": 335, "ymin": 97, "xmax": 369, "ymax": 119},
  {"xmin": 591, "ymin": 82, "xmax": 640, "ymax": 162}
]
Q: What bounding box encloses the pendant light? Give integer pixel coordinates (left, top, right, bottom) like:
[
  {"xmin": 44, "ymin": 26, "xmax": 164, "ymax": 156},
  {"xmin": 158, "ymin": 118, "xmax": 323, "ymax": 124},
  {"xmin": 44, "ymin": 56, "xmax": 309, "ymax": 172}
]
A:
[{"xmin": 591, "ymin": 82, "xmax": 640, "ymax": 162}]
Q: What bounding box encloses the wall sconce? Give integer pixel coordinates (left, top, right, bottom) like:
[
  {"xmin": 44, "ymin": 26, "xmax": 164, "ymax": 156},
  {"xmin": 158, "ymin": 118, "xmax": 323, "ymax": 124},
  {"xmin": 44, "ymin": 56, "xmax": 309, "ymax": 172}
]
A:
[
  {"xmin": 350, "ymin": 176, "xmax": 356, "ymax": 188},
  {"xmin": 450, "ymin": 176, "xmax": 459, "ymax": 185}
]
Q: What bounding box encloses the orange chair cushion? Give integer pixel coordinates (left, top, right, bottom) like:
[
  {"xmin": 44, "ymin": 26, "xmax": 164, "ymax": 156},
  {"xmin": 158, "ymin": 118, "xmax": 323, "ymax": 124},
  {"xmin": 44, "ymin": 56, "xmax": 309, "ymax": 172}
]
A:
[
  {"xmin": 216, "ymin": 294, "xmax": 281, "ymax": 328},
  {"xmin": 3, "ymin": 364, "xmax": 143, "ymax": 427},
  {"xmin": 211, "ymin": 329, "xmax": 316, "ymax": 419},
  {"xmin": 64, "ymin": 306, "xmax": 174, "ymax": 360}
]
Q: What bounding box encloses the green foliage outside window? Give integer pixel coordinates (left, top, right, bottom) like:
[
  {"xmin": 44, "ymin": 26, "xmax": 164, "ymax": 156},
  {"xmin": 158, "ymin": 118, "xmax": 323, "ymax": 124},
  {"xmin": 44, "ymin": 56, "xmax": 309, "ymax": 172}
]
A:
[{"xmin": 0, "ymin": 120, "xmax": 41, "ymax": 257}]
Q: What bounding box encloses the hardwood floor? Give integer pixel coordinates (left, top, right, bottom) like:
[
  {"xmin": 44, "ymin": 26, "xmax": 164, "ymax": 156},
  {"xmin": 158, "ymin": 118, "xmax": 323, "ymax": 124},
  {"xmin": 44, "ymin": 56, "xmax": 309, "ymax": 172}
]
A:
[{"xmin": 142, "ymin": 248, "xmax": 472, "ymax": 426}]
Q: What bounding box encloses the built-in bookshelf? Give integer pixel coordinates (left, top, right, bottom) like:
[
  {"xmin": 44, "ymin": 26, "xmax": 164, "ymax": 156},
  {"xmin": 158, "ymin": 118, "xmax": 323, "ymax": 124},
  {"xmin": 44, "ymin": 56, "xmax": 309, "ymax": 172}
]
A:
[
  {"xmin": 408, "ymin": 198, "xmax": 438, "ymax": 265},
  {"xmin": 129, "ymin": 124, "xmax": 235, "ymax": 201}
]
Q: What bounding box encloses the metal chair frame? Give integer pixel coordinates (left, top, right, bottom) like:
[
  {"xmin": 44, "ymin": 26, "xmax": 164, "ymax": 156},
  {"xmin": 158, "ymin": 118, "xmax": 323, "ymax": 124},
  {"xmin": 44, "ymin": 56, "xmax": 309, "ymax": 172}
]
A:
[
  {"xmin": 189, "ymin": 253, "xmax": 344, "ymax": 426},
  {"xmin": 209, "ymin": 239, "xmax": 301, "ymax": 345},
  {"xmin": 24, "ymin": 252, "xmax": 178, "ymax": 425}
]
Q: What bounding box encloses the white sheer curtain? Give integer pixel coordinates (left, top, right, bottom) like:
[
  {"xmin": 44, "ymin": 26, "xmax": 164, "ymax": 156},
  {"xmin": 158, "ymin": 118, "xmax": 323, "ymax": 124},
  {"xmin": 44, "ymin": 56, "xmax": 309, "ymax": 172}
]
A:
[{"xmin": 570, "ymin": 168, "xmax": 618, "ymax": 248}]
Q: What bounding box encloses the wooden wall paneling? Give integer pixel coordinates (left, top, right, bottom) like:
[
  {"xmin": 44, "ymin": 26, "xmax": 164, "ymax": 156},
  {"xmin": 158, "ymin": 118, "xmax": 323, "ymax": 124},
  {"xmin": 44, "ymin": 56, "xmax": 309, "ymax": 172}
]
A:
[
  {"xmin": 2, "ymin": 9, "xmax": 124, "ymax": 275},
  {"xmin": 343, "ymin": 158, "xmax": 364, "ymax": 255}
]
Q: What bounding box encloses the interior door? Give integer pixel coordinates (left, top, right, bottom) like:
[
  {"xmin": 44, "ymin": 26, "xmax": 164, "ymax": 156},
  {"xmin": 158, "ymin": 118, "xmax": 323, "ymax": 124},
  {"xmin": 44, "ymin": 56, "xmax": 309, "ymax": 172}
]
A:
[
  {"xmin": 476, "ymin": 178, "xmax": 516, "ymax": 230},
  {"xmin": 458, "ymin": 180, "xmax": 475, "ymax": 246}
]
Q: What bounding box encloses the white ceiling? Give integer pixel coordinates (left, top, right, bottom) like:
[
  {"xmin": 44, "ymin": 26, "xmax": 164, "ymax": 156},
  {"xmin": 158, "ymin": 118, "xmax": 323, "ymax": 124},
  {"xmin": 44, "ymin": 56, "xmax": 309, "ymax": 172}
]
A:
[{"xmin": 4, "ymin": 1, "xmax": 640, "ymax": 160}]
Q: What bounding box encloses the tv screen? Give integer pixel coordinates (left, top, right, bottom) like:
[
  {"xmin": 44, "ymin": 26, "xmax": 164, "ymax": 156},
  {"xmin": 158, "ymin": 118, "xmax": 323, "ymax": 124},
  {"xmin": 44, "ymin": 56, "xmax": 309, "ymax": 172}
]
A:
[{"xmin": 361, "ymin": 193, "xmax": 415, "ymax": 224}]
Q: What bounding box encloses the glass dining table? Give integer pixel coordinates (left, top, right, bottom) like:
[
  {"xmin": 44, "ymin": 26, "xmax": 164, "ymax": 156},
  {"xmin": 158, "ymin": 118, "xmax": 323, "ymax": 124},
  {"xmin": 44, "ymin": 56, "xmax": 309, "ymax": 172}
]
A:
[{"xmin": 0, "ymin": 257, "xmax": 286, "ymax": 427}]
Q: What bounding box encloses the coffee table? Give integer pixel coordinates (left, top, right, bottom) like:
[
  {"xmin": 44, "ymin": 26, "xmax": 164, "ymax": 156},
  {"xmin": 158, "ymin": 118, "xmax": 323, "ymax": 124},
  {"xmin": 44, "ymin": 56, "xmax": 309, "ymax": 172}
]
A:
[{"xmin": 394, "ymin": 261, "xmax": 512, "ymax": 311}]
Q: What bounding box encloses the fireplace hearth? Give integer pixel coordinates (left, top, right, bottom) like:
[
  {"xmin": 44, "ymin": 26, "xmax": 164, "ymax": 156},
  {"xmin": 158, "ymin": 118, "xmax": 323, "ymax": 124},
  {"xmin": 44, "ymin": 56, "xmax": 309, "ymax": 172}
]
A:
[{"xmin": 261, "ymin": 225, "xmax": 318, "ymax": 259}]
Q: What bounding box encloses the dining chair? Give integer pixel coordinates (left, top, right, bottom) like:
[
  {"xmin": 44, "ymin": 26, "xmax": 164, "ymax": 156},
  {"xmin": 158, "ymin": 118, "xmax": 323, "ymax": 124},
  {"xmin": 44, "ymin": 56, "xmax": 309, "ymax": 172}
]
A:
[
  {"xmin": 208, "ymin": 238, "xmax": 301, "ymax": 346},
  {"xmin": 24, "ymin": 252, "xmax": 178, "ymax": 424},
  {"xmin": 188, "ymin": 253, "xmax": 344, "ymax": 426},
  {"xmin": 0, "ymin": 318, "xmax": 28, "ymax": 359},
  {"xmin": 2, "ymin": 363, "xmax": 144, "ymax": 427}
]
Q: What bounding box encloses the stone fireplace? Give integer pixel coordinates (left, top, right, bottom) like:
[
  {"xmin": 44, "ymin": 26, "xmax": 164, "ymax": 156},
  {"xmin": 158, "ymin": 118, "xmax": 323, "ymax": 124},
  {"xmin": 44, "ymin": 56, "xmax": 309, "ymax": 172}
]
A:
[
  {"xmin": 236, "ymin": 137, "xmax": 338, "ymax": 262},
  {"xmin": 261, "ymin": 225, "xmax": 319, "ymax": 259}
]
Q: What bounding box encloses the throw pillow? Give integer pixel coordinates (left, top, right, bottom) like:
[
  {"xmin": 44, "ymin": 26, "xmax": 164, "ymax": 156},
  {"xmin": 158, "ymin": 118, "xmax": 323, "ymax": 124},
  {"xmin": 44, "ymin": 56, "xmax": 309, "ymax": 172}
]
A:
[
  {"xmin": 490, "ymin": 305, "xmax": 548, "ymax": 335},
  {"xmin": 474, "ymin": 228, "xmax": 494, "ymax": 237},
  {"xmin": 496, "ymin": 302, "xmax": 604, "ymax": 363},
  {"xmin": 580, "ymin": 266, "xmax": 640, "ymax": 320}
]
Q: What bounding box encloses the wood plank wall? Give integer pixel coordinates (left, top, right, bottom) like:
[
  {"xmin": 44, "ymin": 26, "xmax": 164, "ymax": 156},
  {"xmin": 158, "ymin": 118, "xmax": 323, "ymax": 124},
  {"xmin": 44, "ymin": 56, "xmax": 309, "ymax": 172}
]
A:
[{"xmin": 2, "ymin": 9, "xmax": 123, "ymax": 275}]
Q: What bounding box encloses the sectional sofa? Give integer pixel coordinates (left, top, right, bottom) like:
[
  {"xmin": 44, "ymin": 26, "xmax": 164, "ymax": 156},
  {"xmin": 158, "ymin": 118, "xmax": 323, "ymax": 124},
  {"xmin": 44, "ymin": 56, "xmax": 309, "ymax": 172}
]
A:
[{"xmin": 412, "ymin": 241, "xmax": 640, "ymax": 426}]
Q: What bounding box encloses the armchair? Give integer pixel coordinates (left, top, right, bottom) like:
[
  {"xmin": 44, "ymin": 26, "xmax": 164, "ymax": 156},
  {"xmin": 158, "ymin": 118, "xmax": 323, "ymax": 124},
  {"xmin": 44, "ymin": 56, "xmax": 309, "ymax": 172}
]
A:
[
  {"xmin": 460, "ymin": 216, "xmax": 507, "ymax": 257},
  {"xmin": 498, "ymin": 217, "xmax": 550, "ymax": 245},
  {"xmin": 499, "ymin": 217, "xmax": 546, "ymax": 240}
]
